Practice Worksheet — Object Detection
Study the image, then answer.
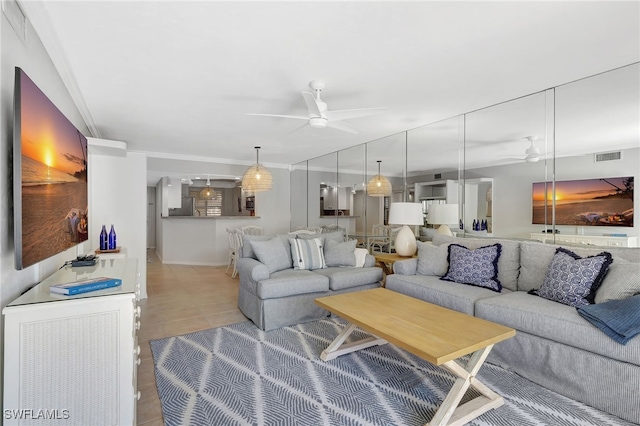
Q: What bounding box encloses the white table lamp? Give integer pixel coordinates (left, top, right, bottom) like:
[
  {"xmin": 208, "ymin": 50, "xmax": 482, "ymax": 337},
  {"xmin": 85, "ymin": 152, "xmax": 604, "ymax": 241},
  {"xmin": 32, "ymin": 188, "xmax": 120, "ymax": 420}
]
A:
[
  {"xmin": 427, "ymin": 204, "xmax": 459, "ymax": 236},
  {"xmin": 388, "ymin": 202, "xmax": 423, "ymax": 256}
]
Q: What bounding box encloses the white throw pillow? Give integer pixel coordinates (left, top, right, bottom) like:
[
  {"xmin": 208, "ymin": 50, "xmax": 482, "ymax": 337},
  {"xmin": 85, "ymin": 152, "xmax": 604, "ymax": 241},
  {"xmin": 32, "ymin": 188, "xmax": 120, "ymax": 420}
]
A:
[{"xmin": 354, "ymin": 248, "xmax": 368, "ymax": 268}]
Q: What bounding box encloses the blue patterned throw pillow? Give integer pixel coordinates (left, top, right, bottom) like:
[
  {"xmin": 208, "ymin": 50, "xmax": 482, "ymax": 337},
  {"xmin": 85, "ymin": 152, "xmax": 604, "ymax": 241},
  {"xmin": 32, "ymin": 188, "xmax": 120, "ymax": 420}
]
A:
[
  {"xmin": 440, "ymin": 243, "xmax": 502, "ymax": 292},
  {"xmin": 531, "ymin": 248, "xmax": 613, "ymax": 307}
]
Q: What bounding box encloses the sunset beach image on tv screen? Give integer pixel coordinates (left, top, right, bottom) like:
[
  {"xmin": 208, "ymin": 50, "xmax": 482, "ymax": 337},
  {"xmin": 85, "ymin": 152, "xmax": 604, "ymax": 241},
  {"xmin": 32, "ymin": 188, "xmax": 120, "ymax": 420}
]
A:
[
  {"xmin": 18, "ymin": 69, "xmax": 88, "ymax": 268},
  {"xmin": 532, "ymin": 177, "xmax": 634, "ymax": 227}
]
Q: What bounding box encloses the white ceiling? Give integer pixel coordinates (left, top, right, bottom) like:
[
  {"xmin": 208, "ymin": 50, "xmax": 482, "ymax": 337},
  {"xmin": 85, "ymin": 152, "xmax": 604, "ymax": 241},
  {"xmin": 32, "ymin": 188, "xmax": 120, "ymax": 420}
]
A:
[{"xmin": 20, "ymin": 1, "xmax": 640, "ymax": 181}]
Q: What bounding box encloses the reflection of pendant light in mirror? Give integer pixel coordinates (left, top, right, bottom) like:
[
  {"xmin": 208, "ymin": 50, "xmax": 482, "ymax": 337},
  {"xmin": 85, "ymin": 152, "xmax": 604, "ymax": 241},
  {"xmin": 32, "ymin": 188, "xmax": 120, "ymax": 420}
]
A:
[
  {"xmin": 206, "ymin": 175, "xmax": 211, "ymax": 197},
  {"xmin": 242, "ymin": 146, "xmax": 273, "ymax": 192},
  {"xmin": 367, "ymin": 160, "xmax": 392, "ymax": 197}
]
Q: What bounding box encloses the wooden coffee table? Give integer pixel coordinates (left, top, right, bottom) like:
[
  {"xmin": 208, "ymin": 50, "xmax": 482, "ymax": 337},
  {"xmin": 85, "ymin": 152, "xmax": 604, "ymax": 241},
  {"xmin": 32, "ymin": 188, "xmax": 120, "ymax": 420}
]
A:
[{"xmin": 315, "ymin": 288, "xmax": 515, "ymax": 426}]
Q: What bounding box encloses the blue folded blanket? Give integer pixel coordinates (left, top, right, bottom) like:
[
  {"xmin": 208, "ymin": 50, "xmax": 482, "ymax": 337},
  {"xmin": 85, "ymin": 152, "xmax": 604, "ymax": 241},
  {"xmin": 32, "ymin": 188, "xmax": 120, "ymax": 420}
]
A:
[{"xmin": 577, "ymin": 294, "xmax": 640, "ymax": 345}]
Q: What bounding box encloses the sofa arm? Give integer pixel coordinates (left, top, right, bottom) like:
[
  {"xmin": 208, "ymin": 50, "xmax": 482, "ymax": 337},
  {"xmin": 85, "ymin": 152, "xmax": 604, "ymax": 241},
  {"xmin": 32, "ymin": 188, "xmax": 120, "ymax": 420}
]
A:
[
  {"xmin": 364, "ymin": 254, "xmax": 376, "ymax": 268},
  {"xmin": 393, "ymin": 258, "xmax": 417, "ymax": 275},
  {"xmin": 237, "ymin": 257, "xmax": 270, "ymax": 282}
]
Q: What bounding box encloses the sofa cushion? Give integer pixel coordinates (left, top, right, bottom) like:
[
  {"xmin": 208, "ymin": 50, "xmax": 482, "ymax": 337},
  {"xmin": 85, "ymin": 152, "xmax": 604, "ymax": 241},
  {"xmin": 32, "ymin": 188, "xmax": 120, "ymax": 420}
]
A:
[
  {"xmin": 386, "ymin": 274, "xmax": 509, "ymax": 316},
  {"xmin": 518, "ymin": 241, "xmax": 639, "ymax": 292},
  {"xmin": 324, "ymin": 239, "xmax": 357, "ymax": 267},
  {"xmin": 432, "ymin": 235, "xmax": 520, "ymax": 291},
  {"xmin": 242, "ymin": 234, "xmax": 292, "ymax": 263},
  {"xmin": 241, "ymin": 234, "xmax": 273, "ymax": 258},
  {"xmin": 441, "ymin": 243, "xmax": 502, "ymax": 292},
  {"xmin": 595, "ymin": 258, "xmax": 640, "ymax": 303},
  {"xmin": 314, "ymin": 267, "xmax": 382, "ymax": 291},
  {"xmin": 531, "ymin": 248, "xmax": 612, "ymax": 307},
  {"xmin": 416, "ymin": 242, "xmax": 449, "ymax": 276},
  {"xmin": 257, "ymin": 269, "xmax": 329, "ymax": 299},
  {"xmin": 289, "ymin": 237, "xmax": 326, "ymax": 270},
  {"xmin": 475, "ymin": 291, "xmax": 640, "ymax": 365},
  {"xmin": 250, "ymin": 237, "xmax": 293, "ymax": 273}
]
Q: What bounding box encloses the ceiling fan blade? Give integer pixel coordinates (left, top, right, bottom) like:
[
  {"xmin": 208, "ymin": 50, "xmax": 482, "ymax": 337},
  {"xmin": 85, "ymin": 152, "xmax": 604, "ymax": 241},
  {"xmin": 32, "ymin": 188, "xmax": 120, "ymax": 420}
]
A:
[
  {"xmin": 246, "ymin": 113, "xmax": 308, "ymax": 121},
  {"xmin": 285, "ymin": 122, "xmax": 310, "ymax": 135},
  {"xmin": 326, "ymin": 120, "xmax": 359, "ymax": 134},
  {"xmin": 325, "ymin": 107, "xmax": 388, "ymax": 122},
  {"xmin": 301, "ymin": 91, "xmax": 321, "ymax": 117}
]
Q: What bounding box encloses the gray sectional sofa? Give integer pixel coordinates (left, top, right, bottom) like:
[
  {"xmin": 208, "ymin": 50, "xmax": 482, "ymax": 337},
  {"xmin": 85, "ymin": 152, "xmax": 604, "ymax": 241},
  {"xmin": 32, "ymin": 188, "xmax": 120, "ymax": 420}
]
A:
[
  {"xmin": 237, "ymin": 232, "xmax": 383, "ymax": 331},
  {"xmin": 386, "ymin": 234, "xmax": 640, "ymax": 424}
]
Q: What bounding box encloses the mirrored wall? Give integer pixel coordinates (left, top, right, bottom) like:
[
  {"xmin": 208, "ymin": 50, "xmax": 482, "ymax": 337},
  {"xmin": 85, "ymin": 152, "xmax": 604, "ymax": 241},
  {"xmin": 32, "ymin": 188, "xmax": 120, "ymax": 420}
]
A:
[{"xmin": 291, "ymin": 63, "xmax": 640, "ymax": 247}]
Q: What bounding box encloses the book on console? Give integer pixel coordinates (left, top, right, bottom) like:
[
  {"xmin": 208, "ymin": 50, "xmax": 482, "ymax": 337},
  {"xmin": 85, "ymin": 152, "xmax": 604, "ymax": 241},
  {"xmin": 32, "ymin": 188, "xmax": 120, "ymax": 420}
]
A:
[{"xmin": 49, "ymin": 276, "xmax": 122, "ymax": 296}]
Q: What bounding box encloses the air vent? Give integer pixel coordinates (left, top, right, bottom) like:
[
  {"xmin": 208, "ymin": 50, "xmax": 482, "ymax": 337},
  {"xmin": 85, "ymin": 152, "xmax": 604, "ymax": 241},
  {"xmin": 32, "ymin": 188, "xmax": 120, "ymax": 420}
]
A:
[
  {"xmin": 594, "ymin": 151, "xmax": 622, "ymax": 163},
  {"xmin": 434, "ymin": 173, "xmax": 442, "ymax": 180},
  {"xmin": 2, "ymin": 0, "xmax": 27, "ymax": 42}
]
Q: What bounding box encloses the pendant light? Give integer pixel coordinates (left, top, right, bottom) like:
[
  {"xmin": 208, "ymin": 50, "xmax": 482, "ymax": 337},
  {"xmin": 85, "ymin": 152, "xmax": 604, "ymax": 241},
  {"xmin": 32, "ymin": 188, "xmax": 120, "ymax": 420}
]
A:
[
  {"xmin": 366, "ymin": 160, "xmax": 392, "ymax": 197},
  {"xmin": 242, "ymin": 146, "xmax": 273, "ymax": 192}
]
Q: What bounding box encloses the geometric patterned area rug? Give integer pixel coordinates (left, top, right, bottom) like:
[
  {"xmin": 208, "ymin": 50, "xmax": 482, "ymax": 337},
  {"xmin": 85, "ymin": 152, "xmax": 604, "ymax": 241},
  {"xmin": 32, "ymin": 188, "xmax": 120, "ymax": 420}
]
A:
[{"xmin": 150, "ymin": 318, "xmax": 632, "ymax": 426}]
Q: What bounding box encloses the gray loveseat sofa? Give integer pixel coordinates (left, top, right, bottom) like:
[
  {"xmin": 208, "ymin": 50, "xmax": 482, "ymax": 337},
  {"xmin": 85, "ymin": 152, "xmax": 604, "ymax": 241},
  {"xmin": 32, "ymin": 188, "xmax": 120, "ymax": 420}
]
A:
[
  {"xmin": 237, "ymin": 231, "xmax": 383, "ymax": 331},
  {"xmin": 386, "ymin": 234, "xmax": 640, "ymax": 424}
]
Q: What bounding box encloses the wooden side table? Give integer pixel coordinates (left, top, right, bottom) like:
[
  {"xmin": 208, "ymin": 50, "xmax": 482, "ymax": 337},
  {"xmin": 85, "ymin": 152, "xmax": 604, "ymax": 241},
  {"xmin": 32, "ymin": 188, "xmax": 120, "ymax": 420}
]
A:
[{"xmin": 374, "ymin": 253, "xmax": 416, "ymax": 285}]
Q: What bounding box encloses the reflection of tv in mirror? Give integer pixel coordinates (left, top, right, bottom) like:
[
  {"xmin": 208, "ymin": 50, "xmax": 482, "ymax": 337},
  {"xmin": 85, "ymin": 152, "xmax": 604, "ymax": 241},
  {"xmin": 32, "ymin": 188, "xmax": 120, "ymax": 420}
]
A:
[
  {"xmin": 13, "ymin": 67, "xmax": 88, "ymax": 270},
  {"xmin": 532, "ymin": 177, "xmax": 634, "ymax": 227}
]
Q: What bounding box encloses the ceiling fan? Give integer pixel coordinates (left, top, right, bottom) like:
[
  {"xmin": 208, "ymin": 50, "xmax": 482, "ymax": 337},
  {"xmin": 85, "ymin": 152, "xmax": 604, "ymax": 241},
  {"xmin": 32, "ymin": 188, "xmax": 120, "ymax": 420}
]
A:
[
  {"xmin": 501, "ymin": 137, "xmax": 549, "ymax": 163},
  {"xmin": 246, "ymin": 80, "xmax": 387, "ymax": 134}
]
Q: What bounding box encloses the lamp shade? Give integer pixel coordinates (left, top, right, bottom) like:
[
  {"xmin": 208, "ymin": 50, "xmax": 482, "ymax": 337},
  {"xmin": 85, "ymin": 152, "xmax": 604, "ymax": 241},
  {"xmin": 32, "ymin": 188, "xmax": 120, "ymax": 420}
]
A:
[
  {"xmin": 366, "ymin": 160, "xmax": 392, "ymax": 197},
  {"xmin": 427, "ymin": 203, "xmax": 459, "ymax": 237},
  {"xmin": 242, "ymin": 147, "xmax": 273, "ymax": 192},
  {"xmin": 388, "ymin": 202, "xmax": 424, "ymax": 225}
]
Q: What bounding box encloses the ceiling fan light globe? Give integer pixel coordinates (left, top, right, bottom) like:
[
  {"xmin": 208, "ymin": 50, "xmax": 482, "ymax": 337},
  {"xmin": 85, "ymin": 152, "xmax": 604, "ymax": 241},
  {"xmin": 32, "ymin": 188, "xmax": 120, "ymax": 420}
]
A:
[
  {"xmin": 525, "ymin": 155, "xmax": 540, "ymax": 163},
  {"xmin": 309, "ymin": 117, "xmax": 327, "ymax": 128}
]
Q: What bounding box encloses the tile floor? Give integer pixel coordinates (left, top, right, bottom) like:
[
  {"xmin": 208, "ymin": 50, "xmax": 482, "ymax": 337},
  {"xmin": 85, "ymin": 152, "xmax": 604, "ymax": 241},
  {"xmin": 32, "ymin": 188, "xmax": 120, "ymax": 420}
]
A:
[{"xmin": 136, "ymin": 251, "xmax": 247, "ymax": 425}]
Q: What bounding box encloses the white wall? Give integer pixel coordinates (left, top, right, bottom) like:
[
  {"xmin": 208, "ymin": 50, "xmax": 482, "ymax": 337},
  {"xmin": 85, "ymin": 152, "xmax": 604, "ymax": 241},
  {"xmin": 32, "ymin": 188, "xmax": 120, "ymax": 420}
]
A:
[
  {"xmin": 154, "ymin": 164, "xmax": 291, "ymax": 265},
  {"xmin": 88, "ymin": 140, "xmax": 148, "ymax": 298},
  {"xmin": 0, "ymin": 7, "xmax": 95, "ymax": 405}
]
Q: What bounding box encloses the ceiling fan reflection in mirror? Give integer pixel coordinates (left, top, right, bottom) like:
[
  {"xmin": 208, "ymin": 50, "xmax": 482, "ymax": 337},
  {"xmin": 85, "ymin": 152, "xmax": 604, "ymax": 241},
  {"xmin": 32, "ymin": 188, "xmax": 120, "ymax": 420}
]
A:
[
  {"xmin": 247, "ymin": 80, "xmax": 388, "ymax": 134},
  {"xmin": 501, "ymin": 137, "xmax": 551, "ymax": 163}
]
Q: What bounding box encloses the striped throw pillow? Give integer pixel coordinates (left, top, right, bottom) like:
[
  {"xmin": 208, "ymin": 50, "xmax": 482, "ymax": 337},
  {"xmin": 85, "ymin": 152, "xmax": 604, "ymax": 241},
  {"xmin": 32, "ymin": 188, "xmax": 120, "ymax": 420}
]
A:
[{"xmin": 289, "ymin": 238, "xmax": 326, "ymax": 270}]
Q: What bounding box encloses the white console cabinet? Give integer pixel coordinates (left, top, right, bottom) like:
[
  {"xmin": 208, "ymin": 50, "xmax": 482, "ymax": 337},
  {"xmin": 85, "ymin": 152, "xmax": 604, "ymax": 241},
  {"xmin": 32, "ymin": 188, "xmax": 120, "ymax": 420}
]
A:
[
  {"xmin": 3, "ymin": 259, "xmax": 141, "ymax": 426},
  {"xmin": 530, "ymin": 233, "xmax": 638, "ymax": 247}
]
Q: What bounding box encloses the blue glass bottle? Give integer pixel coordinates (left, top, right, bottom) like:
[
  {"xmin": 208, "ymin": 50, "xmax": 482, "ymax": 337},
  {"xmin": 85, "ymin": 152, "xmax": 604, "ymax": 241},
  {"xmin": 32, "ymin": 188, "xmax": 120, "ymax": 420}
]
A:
[
  {"xmin": 108, "ymin": 225, "xmax": 117, "ymax": 250},
  {"xmin": 100, "ymin": 225, "xmax": 108, "ymax": 250}
]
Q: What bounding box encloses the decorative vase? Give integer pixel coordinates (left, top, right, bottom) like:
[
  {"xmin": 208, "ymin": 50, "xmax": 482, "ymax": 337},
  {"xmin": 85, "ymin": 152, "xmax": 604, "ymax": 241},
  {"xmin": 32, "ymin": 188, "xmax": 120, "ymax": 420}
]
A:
[
  {"xmin": 108, "ymin": 225, "xmax": 117, "ymax": 250},
  {"xmin": 99, "ymin": 225, "xmax": 108, "ymax": 251}
]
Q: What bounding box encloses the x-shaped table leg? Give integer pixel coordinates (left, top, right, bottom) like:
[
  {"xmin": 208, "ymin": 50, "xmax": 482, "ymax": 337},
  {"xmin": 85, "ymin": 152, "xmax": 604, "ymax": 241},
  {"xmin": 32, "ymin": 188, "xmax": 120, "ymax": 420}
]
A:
[
  {"xmin": 427, "ymin": 344, "xmax": 503, "ymax": 426},
  {"xmin": 320, "ymin": 323, "xmax": 387, "ymax": 361}
]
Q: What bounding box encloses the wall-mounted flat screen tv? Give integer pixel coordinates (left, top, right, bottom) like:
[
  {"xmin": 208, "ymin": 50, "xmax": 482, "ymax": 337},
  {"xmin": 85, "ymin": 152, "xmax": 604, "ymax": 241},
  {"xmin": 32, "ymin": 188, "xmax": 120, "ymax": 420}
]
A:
[
  {"xmin": 14, "ymin": 67, "xmax": 88, "ymax": 270},
  {"xmin": 532, "ymin": 177, "xmax": 634, "ymax": 227}
]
